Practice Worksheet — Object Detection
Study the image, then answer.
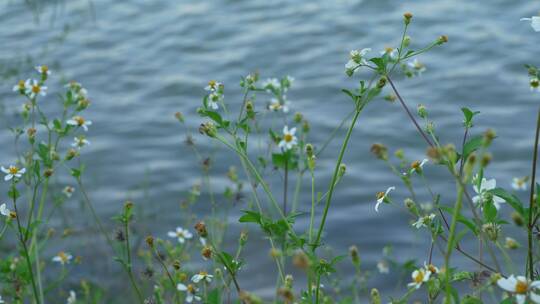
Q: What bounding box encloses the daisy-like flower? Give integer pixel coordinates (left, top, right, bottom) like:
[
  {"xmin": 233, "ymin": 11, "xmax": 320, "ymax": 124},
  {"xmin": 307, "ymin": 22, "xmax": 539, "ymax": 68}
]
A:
[
  {"xmin": 262, "ymin": 78, "xmax": 280, "ymax": 91},
  {"xmin": 497, "ymin": 275, "xmax": 540, "ymax": 304},
  {"xmin": 512, "ymin": 177, "xmax": 528, "ymax": 191},
  {"xmin": 63, "ymin": 186, "xmax": 75, "ymax": 198},
  {"xmin": 177, "ymin": 283, "xmax": 201, "ymax": 303},
  {"xmin": 167, "ymin": 227, "xmax": 193, "ymax": 243},
  {"xmin": 191, "ymin": 271, "xmax": 213, "ymax": 284},
  {"xmin": 67, "ymin": 116, "xmax": 92, "ymax": 132},
  {"xmin": 377, "ymin": 260, "xmax": 389, "ymax": 274},
  {"xmin": 408, "ymin": 59, "xmax": 426, "ymax": 75},
  {"xmin": 65, "ymin": 81, "xmax": 88, "ymax": 100},
  {"xmin": 13, "ymin": 79, "xmax": 27, "ymax": 93},
  {"xmin": 278, "ymin": 126, "xmax": 297, "ymax": 151},
  {"xmin": 25, "ymin": 79, "xmax": 47, "ymax": 98},
  {"xmin": 204, "ymin": 80, "xmax": 222, "ymax": 92},
  {"xmin": 410, "ymin": 158, "xmax": 428, "ymax": 174},
  {"xmin": 472, "ymin": 175, "xmax": 505, "ymax": 209},
  {"xmin": 66, "ymin": 290, "xmax": 76, "ymax": 304},
  {"xmin": 52, "ymin": 251, "xmax": 73, "ymax": 265},
  {"xmin": 412, "ymin": 213, "xmax": 436, "ymax": 229},
  {"xmin": 2, "ymin": 165, "xmax": 26, "ymax": 181},
  {"xmin": 531, "ymin": 78, "xmax": 540, "ymax": 92},
  {"xmin": 207, "ymin": 93, "xmax": 220, "ymax": 110},
  {"xmin": 268, "ymin": 98, "xmax": 290, "ymax": 113},
  {"xmin": 375, "ymin": 186, "xmax": 395, "ymax": 212},
  {"xmin": 0, "ymin": 203, "xmax": 11, "ymax": 217},
  {"xmin": 35, "ymin": 65, "xmax": 51, "ymax": 76},
  {"xmin": 72, "ymin": 135, "xmax": 90, "ymax": 149},
  {"xmin": 423, "ymin": 262, "xmax": 439, "ymax": 275},
  {"xmin": 521, "ymin": 16, "xmax": 540, "ymax": 32},
  {"xmin": 345, "ymin": 48, "xmax": 371, "ymax": 75},
  {"xmin": 407, "ymin": 268, "xmax": 431, "ymax": 289},
  {"xmin": 380, "ymin": 47, "xmax": 398, "ymax": 60}
]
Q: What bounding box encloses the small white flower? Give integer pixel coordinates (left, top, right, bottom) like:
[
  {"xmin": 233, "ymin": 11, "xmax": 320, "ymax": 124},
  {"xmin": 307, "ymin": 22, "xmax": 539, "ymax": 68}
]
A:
[
  {"xmin": 0, "ymin": 203, "xmax": 11, "ymax": 217},
  {"xmin": 67, "ymin": 116, "xmax": 92, "ymax": 132},
  {"xmin": 262, "ymin": 78, "xmax": 280, "ymax": 91},
  {"xmin": 512, "ymin": 177, "xmax": 528, "ymax": 191},
  {"xmin": 268, "ymin": 98, "xmax": 290, "ymax": 113},
  {"xmin": 409, "ymin": 158, "xmax": 429, "ymax": 174},
  {"xmin": 380, "ymin": 47, "xmax": 398, "ymax": 60},
  {"xmin": 285, "ymin": 75, "xmax": 295, "ymax": 84},
  {"xmin": 377, "ymin": 260, "xmax": 389, "ymax": 274},
  {"xmin": 72, "ymin": 136, "xmax": 90, "ymax": 149},
  {"xmin": 0, "ymin": 295, "xmax": 4, "ymax": 303},
  {"xmin": 167, "ymin": 227, "xmax": 193, "ymax": 243},
  {"xmin": 66, "ymin": 290, "xmax": 76, "ymax": 304},
  {"xmin": 63, "ymin": 186, "xmax": 75, "ymax": 198},
  {"xmin": 412, "ymin": 213, "xmax": 436, "ymax": 229},
  {"xmin": 199, "ymin": 237, "xmax": 207, "ymax": 246},
  {"xmin": 350, "ymin": 48, "xmax": 371, "ymax": 63},
  {"xmin": 408, "ymin": 59, "xmax": 426, "ymax": 75},
  {"xmin": 177, "ymin": 283, "xmax": 201, "ymax": 303},
  {"xmin": 472, "ymin": 175, "xmax": 505, "ymax": 209},
  {"xmin": 497, "ymin": 275, "xmax": 540, "ymax": 304},
  {"xmin": 1, "ymin": 165, "xmax": 26, "ymax": 181},
  {"xmin": 423, "ymin": 262, "xmax": 439, "ymax": 274},
  {"xmin": 407, "ymin": 268, "xmax": 431, "ymax": 289},
  {"xmin": 35, "ymin": 65, "xmax": 51, "ymax": 75},
  {"xmin": 207, "ymin": 93, "xmax": 221, "ymax": 110},
  {"xmin": 52, "ymin": 251, "xmax": 73, "ymax": 265},
  {"xmin": 13, "ymin": 80, "xmax": 27, "ymax": 92},
  {"xmin": 278, "ymin": 126, "xmax": 297, "ymax": 151},
  {"xmin": 345, "ymin": 59, "xmax": 357, "ymax": 70},
  {"xmin": 204, "ymin": 80, "xmax": 222, "ymax": 92},
  {"xmin": 25, "ymin": 79, "xmax": 47, "ymax": 98},
  {"xmin": 375, "ymin": 186, "xmax": 395, "ymax": 212},
  {"xmin": 521, "ymin": 16, "xmax": 540, "ymax": 32},
  {"xmin": 191, "ymin": 271, "xmax": 213, "ymax": 284}
]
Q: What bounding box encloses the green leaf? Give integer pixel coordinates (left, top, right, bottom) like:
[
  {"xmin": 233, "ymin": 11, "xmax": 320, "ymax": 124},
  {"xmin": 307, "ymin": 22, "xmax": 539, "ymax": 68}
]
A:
[
  {"xmin": 483, "ymin": 200, "xmax": 497, "ymax": 222},
  {"xmin": 462, "ymin": 136, "xmax": 483, "ymax": 160},
  {"xmin": 461, "ymin": 107, "xmax": 480, "ymax": 128},
  {"xmin": 239, "ymin": 210, "xmax": 261, "ymax": 224},
  {"xmin": 489, "ymin": 188, "xmax": 525, "ymax": 216}
]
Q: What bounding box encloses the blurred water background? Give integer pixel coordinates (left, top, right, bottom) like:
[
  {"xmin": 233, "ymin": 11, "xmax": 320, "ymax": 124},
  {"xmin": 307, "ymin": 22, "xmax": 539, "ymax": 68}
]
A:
[{"xmin": 1, "ymin": 0, "xmax": 539, "ymax": 302}]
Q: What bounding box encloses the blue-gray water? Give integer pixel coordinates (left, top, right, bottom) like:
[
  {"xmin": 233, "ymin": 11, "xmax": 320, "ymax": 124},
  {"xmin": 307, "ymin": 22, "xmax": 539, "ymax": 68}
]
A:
[{"xmin": 1, "ymin": 0, "xmax": 539, "ymax": 302}]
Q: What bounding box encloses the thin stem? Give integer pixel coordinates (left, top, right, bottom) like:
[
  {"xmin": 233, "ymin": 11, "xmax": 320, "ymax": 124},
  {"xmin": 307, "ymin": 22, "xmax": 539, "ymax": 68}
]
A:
[
  {"xmin": 444, "ymin": 182, "xmax": 464, "ymax": 304},
  {"xmin": 283, "ymin": 159, "xmax": 288, "ymax": 215},
  {"xmin": 527, "ymin": 108, "xmax": 540, "ymax": 279},
  {"xmin": 124, "ymin": 219, "xmax": 145, "ymax": 304},
  {"xmin": 152, "ymin": 246, "xmax": 180, "ymax": 304}
]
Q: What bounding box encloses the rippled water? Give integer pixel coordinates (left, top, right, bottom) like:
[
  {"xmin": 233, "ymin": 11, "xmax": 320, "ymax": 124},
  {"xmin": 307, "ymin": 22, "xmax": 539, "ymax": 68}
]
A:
[{"xmin": 1, "ymin": 0, "xmax": 540, "ymax": 301}]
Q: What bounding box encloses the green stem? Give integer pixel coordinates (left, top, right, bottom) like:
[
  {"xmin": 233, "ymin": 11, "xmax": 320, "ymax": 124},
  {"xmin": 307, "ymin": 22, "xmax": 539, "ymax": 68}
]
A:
[
  {"xmin": 444, "ymin": 181, "xmax": 464, "ymax": 304},
  {"xmin": 527, "ymin": 108, "xmax": 540, "ymax": 279},
  {"xmin": 124, "ymin": 219, "xmax": 145, "ymax": 304}
]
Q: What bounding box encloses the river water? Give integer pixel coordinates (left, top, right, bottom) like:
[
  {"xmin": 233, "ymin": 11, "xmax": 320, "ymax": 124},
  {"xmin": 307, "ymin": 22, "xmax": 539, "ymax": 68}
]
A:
[{"xmin": 0, "ymin": 0, "xmax": 539, "ymax": 302}]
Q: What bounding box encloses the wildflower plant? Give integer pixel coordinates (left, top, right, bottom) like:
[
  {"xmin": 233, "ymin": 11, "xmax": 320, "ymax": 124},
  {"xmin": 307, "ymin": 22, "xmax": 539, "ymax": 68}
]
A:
[{"xmin": 3, "ymin": 10, "xmax": 540, "ymax": 304}]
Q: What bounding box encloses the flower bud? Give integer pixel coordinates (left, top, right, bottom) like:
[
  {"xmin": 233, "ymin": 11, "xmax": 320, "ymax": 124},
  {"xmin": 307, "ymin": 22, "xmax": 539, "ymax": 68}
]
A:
[
  {"xmin": 302, "ymin": 120, "xmax": 310, "ymax": 133},
  {"xmin": 504, "ymin": 237, "xmax": 519, "ymax": 250},
  {"xmin": 404, "ymin": 198, "xmax": 419, "ymax": 216},
  {"xmin": 370, "ymin": 288, "xmax": 381, "ymax": 304},
  {"xmin": 482, "ymin": 223, "xmax": 500, "ymax": 242},
  {"xmin": 239, "ymin": 230, "xmax": 248, "ymax": 246},
  {"xmin": 481, "ymin": 153, "xmax": 492, "ymax": 168},
  {"xmin": 145, "ymin": 235, "xmax": 155, "ymax": 248},
  {"xmin": 194, "ymin": 221, "xmax": 208, "ymax": 238},
  {"xmin": 294, "ymin": 112, "xmax": 303, "ymax": 123},
  {"xmin": 173, "ymin": 260, "xmax": 181, "ymax": 270},
  {"xmin": 270, "ymin": 248, "xmax": 282, "ymax": 259},
  {"xmin": 417, "ymin": 104, "xmax": 427, "ymax": 118},
  {"xmin": 394, "ymin": 149, "xmax": 405, "ymax": 159},
  {"xmin": 403, "ymin": 12, "xmax": 413, "ymax": 25},
  {"xmin": 175, "ymin": 112, "xmax": 184, "ymax": 123},
  {"xmin": 437, "ymin": 35, "xmax": 448, "ymax": 45},
  {"xmin": 199, "ymin": 122, "xmax": 217, "ymax": 138},
  {"xmin": 292, "ymin": 250, "xmax": 310, "ymax": 269},
  {"xmin": 403, "ymin": 36, "xmax": 411, "ymax": 47},
  {"xmin": 201, "ymin": 246, "xmax": 212, "ymax": 260},
  {"xmin": 338, "ymin": 163, "xmax": 347, "ymax": 178},
  {"xmin": 511, "ymin": 212, "xmax": 525, "ymax": 227},
  {"xmin": 349, "ymin": 245, "xmax": 360, "ymax": 265},
  {"xmin": 426, "ymin": 146, "xmax": 441, "ymax": 162},
  {"xmin": 377, "ymin": 77, "xmax": 387, "ymax": 88},
  {"xmin": 482, "ymin": 129, "xmax": 496, "ymax": 147},
  {"xmin": 285, "ymin": 274, "xmax": 294, "ymax": 288},
  {"xmin": 370, "ymin": 143, "xmax": 388, "ymax": 160},
  {"xmin": 27, "ymin": 127, "xmax": 36, "ymax": 139},
  {"xmin": 44, "ymin": 168, "xmax": 54, "ymax": 177},
  {"xmin": 66, "ymin": 148, "xmax": 79, "ymax": 161}
]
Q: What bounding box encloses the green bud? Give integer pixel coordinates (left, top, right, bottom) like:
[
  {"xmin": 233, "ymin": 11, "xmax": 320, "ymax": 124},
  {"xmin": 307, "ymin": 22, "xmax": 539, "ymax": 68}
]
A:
[
  {"xmin": 403, "ymin": 12, "xmax": 413, "ymax": 25},
  {"xmin": 417, "ymin": 104, "xmax": 427, "ymax": 118},
  {"xmin": 482, "ymin": 223, "xmax": 500, "ymax": 242},
  {"xmin": 511, "ymin": 212, "xmax": 525, "ymax": 227},
  {"xmin": 370, "ymin": 288, "xmax": 381, "ymax": 304},
  {"xmin": 403, "ymin": 35, "xmax": 411, "ymax": 48},
  {"xmin": 294, "ymin": 112, "xmax": 303, "ymax": 123}
]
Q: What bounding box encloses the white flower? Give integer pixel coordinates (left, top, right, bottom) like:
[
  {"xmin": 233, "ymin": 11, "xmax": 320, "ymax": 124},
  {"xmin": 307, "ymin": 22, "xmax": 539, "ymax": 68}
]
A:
[
  {"xmin": 410, "ymin": 158, "xmax": 429, "ymax": 174},
  {"xmin": 521, "ymin": 16, "xmax": 540, "ymax": 32},
  {"xmin": 66, "ymin": 290, "xmax": 76, "ymax": 304},
  {"xmin": 350, "ymin": 48, "xmax": 371, "ymax": 64},
  {"xmin": 0, "ymin": 203, "xmax": 10, "ymax": 217},
  {"xmin": 52, "ymin": 251, "xmax": 73, "ymax": 265},
  {"xmin": 199, "ymin": 237, "xmax": 207, "ymax": 246},
  {"xmin": 1, "ymin": 165, "xmax": 26, "ymax": 181},
  {"xmin": 207, "ymin": 93, "xmax": 221, "ymax": 110},
  {"xmin": 472, "ymin": 175, "xmax": 505, "ymax": 209},
  {"xmin": 380, "ymin": 47, "xmax": 398, "ymax": 60},
  {"xmin": 13, "ymin": 80, "xmax": 27, "ymax": 92},
  {"xmin": 278, "ymin": 126, "xmax": 297, "ymax": 151},
  {"xmin": 345, "ymin": 60, "xmax": 357, "ymax": 70},
  {"xmin": 412, "ymin": 213, "xmax": 436, "ymax": 229},
  {"xmin": 25, "ymin": 79, "xmax": 47, "ymax": 98},
  {"xmin": 512, "ymin": 177, "xmax": 528, "ymax": 191},
  {"xmin": 65, "ymin": 81, "xmax": 88, "ymax": 100},
  {"xmin": 377, "ymin": 260, "xmax": 389, "ymax": 274},
  {"xmin": 408, "ymin": 59, "xmax": 426, "ymax": 75},
  {"xmin": 167, "ymin": 227, "xmax": 193, "ymax": 243},
  {"xmin": 407, "ymin": 268, "xmax": 431, "ymax": 289},
  {"xmin": 375, "ymin": 186, "xmax": 395, "ymax": 212},
  {"xmin": 67, "ymin": 116, "xmax": 92, "ymax": 132},
  {"xmin": 497, "ymin": 275, "xmax": 540, "ymax": 304},
  {"xmin": 191, "ymin": 271, "xmax": 213, "ymax": 284},
  {"xmin": 177, "ymin": 283, "xmax": 201, "ymax": 303},
  {"xmin": 204, "ymin": 80, "xmax": 222, "ymax": 92},
  {"xmin": 35, "ymin": 65, "xmax": 51, "ymax": 75},
  {"xmin": 268, "ymin": 98, "xmax": 290, "ymax": 113},
  {"xmin": 63, "ymin": 186, "xmax": 75, "ymax": 198},
  {"xmin": 0, "ymin": 295, "xmax": 4, "ymax": 303},
  {"xmin": 72, "ymin": 136, "xmax": 90, "ymax": 149},
  {"xmin": 262, "ymin": 78, "xmax": 280, "ymax": 91}
]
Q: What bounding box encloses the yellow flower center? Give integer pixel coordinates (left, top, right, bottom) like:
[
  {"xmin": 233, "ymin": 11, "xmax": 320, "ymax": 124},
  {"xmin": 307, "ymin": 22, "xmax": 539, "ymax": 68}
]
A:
[
  {"xmin": 414, "ymin": 271, "xmax": 424, "ymax": 283},
  {"xmin": 8, "ymin": 166, "xmax": 19, "ymax": 174},
  {"xmin": 199, "ymin": 271, "xmax": 207, "ymax": 276},
  {"xmin": 75, "ymin": 116, "xmax": 85, "ymax": 126},
  {"xmin": 58, "ymin": 251, "xmax": 68, "ymax": 263},
  {"xmin": 414, "ymin": 62, "xmax": 425, "ymax": 69},
  {"xmin": 187, "ymin": 284, "xmax": 195, "ymax": 293},
  {"xmin": 41, "ymin": 65, "xmax": 48, "ymax": 73},
  {"xmin": 376, "ymin": 192, "xmax": 385, "ymax": 199},
  {"xmin": 18, "ymin": 80, "xmax": 25, "ymax": 89},
  {"xmin": 515, "ymin": 280, "xmax": 528, "ymax": 294},
  {"xmin": 284, "ymin": 134, "xmax": 293, "ymax": 142},
  {"xmin": 32, "ymin": 85, "xmax": 41, "ymax": 94},
  {"xmin": 208, "ymin": 80, "xmax": 216, "ymax": 88},
  {"xmin": 385, "ymin": 47, "xmax": 394, "ymax": 53},
  {"xmin": 427, "ymin": 264, "xmax": 437, "ymax": 273},
  {"xmin": 411, "ymin": 160, "xmax": 420, "ymax": 169}
]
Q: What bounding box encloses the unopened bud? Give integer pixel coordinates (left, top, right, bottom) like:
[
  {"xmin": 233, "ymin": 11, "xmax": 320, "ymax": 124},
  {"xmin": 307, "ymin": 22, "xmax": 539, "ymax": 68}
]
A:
[
  {"xmin": 377, "ymin": 77, "xmax": 387, "ymax": 88},
  {"xmin": 294, "ymin": 112, "xmax": 303, "ymax": 123},
  {"xmin": 173, "ymin": 260, "xmax": 181, "ymax": 270},
  {"xmin": 417, "ymin": 104, "xmax": 427, "ymax": 118},
  {"xmin": 511, "ymin": 212, "xmax": 525, "ymax": 227},
  {"xmin": 44, "ymin": 168, "xmax": 54, "ymax": 177},
  {"xmin": 437, "ymin": 35, "xmax": 448, "ymax": 45},
  {"xmin": 481, "ymin": 153, "xmax": 492, "ymax": 168},
  {"xmin": 403, "ymin": 12, "xmax": 413, "ymax": 25},
  {"xmin": 370, "ymin": 143, "xmax": 388, "ymax": 160},
  {"xmin": 174, "ymin": 112, "xmax": 184, "ymax": 123},
  {"xmin": 370, "ymin": 288, "xmax": 381, "ymax": 304},
  {"xmin": 145, "ymin": 235, "xmax": 155, "ymax": 248},
  {"xmin": 198, "ymin": 122, "xmax": 217, "ymax": 138},
  {"xmin": 349, "ymin": 245, "xmax": 360, "ymax": 265},
  {"xmin": 483, "ymin": 129, "xmax": 496, "ymax": 147},
  {"xmin": 504, "ymin": 237, "xmax": 519, "ymax": 250},
  {"xmin": 202, "ymin": 246, "xmax": 212, "ymax": 260},
  {"xmin": 482, "ymin": 223, "xmax": 500, "ymax": 242},
  {"xmin": 403, "ymin": 36, "xmax": 411, "ymax": 47}
]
